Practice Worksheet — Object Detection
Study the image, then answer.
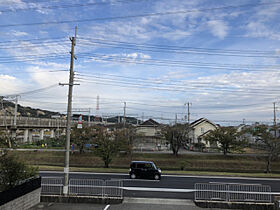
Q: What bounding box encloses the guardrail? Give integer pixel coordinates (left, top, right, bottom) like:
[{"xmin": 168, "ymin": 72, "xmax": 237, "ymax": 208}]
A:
[
  {"xmin": 41, "ymin": 177, "xmax": 123, "ymax": 198},
  {"xmin": 0, "ymin": 116, "xmax": 68, "ymax": 127},
  {"xmin": 195, "ymin": 183, "xmax": 272, "ymax": 203},
  {"xmin": 41, "ymin": 177, "xmax": 63, "ymax": 195},
  {"xmin": 0, "ymin": 116, "xmax": 107, "ymax": 128}
]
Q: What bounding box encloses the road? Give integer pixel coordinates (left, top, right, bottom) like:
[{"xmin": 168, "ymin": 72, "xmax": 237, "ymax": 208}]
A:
[
  {"xmin": 39, "ymin": 171, "xmax": 280, "ymax": 199},
  {"xmin": 31, "ymin": 198, "xmax": 207, "ymax": 210}
]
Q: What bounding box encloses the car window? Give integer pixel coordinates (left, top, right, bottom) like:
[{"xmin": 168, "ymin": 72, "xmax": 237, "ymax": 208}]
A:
[
  {"xmin": 136, "ymin": 163, "xmax": 145, "ymax": 168},
  {"xmin": 144, "ymin": 163, "xmax": 153, "ymax": 169}
]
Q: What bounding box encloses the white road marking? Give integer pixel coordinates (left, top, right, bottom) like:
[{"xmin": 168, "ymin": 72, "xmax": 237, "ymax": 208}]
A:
[
  {"xmin": 104, "ymin": 204, "xmax": 110, "ymax": 210},
  {"xmin": 122, "ymin": 187, "xmax": 195, "ymax": 192},
  {"xmin": 124, "ymin": 197, "xmax": 196, "ymax": 205},
  {"xmin": 122, "ymin": 187, "xmax": 280, "ymax": 195},
  {"xmin": 111, "ymin": 178, "xmax": 160, "ymax": 182},
  {"xmin": 39, "ymin": 171, "xmax": 280, "ymax": 181}
]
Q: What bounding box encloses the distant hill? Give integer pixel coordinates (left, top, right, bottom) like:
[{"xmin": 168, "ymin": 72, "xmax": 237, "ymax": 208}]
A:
[{"xmin": 0, "ymin": 99, "xmax": 62, "ymax": 118}]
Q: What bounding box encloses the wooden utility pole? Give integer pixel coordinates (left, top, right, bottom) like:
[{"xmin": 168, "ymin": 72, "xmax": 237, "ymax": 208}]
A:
[
  {"xmin": 273, "ymin": 102, "xmax": 277, "ymax": 137},
  {"xmin": 63, "ymin": 27, "xmax": 77, "ymax": 195},
  {"xmin": 13, "ymin": 95, "xmax": 18, "ymax": 126},
  {"xmin": 123, "ymin": 102, "xmax": 126, "ymax": 127}
]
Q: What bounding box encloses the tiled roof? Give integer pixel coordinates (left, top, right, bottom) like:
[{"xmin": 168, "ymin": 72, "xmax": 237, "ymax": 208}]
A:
[
  {"xmin": 190, "ymin": 118, "xmax": 217, "ymax": 128},
  {"xmin": 140, "ymin": 118, "xmax": 160, "ymax": 126}
]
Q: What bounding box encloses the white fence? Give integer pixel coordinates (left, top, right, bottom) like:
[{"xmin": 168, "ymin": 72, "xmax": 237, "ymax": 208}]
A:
[
  {"xmin": 41, "ymin": 177, "xmax": 63, "ymax": 195},
  {"xmin": 41, "ymin": 177, "xmax": 123, "ymax": 198},
  {"xmin": 195, "ymin": 183, "xmax": 272, "ymax": 203}
]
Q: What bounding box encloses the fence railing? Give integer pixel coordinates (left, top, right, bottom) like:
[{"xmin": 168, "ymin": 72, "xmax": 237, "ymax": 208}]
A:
[
  {"xmin": 195, "ymin": 183, "xmax": 272, "ymax": 203},
  {"xmin": 41, "ymin": 177, "xmax": 63, "ymax": 195},
  {"xmin": 0, "ymin": 116, "xmax": 104, "ymax": 128},
  {"xmin": 41, "ymin": 177, "xmax": 123, "ymax": 198}
]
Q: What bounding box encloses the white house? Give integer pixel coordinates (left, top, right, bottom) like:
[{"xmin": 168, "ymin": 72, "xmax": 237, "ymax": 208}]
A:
[
  {"xmin": 134, "ymin": 119, "xmax": 165, "ymax": 150},
  {"xmin": 189, "ymin": 118, "xmax": 218, "ymax": 147},
  {"xmin": 136, "ymin": 118, "xmax": 161, "ymax": 137}
]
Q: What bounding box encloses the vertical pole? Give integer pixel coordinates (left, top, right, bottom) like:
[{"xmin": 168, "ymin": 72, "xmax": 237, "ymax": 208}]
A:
[
  {"xmin": 123, "ymin": 102, "xmax": 126, "ymax": 127},
  {"xmin": 64, "ymin": 27, "xmax": 77, "ymax": 195},
  {"xmin": 187, "ymin": 102, "xmax": 191, "ymax": 125},
  {"xmin": 273, "ymin": 102, "xmax": 277, "ymax": 137},
  {"xmin": 13, "ymin": 96, "xmax": 18, "ymax": 126},
  {"xmin": 88, "ymin": 108, "xmax": 90, "ymax": 125}
]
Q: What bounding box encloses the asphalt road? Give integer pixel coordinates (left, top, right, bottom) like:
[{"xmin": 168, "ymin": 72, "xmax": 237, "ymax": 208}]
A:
[
  {"xmin": 39, "ymin": 171, "xmax": 280, "ymax": 199},
  {"xmin": 31, "ymin": 198, "xmax": 207, "ymax": 210}
]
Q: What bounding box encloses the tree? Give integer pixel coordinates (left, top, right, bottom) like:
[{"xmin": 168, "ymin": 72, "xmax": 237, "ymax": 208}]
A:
[
  {"xmin": 93, "ymin": 127, "xmax": 132, "ymax": 168},
  {"xmin": 114, "ymin": 126, "xmax": 135, "ymax": 155},
  {"xmin": 0, "ymin": 152, "xmax": 38, "ymax": 191},
  {"xmin": 163, "ymin": 124, "xmax": 188, "ymax": 156},
  {"xmin": 93, "ymin": 129, "xmax": 117, "ymax": 168},
  {"xmin": 204, "ymin": 127, "xmax": 247, "ymax": 155},
  {"xmin": 250, "ymin": 125, "xmax": 280, "ymax": 173},
  {"xmin": 71, "ymin": 126, "xmax": 97, "ymax": 153},
  {"xmin": 0, "ymin": 130, "xmax": 15, "ymax": 148}
]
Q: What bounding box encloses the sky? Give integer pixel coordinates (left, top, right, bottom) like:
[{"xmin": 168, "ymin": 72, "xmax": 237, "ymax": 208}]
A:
[{"xmin": 1, "ymin": 0, "xmax": 280, "ymax": 125}]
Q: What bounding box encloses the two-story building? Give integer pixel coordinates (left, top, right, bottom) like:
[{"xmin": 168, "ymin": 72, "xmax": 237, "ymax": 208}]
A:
[
  {"xmin": 189, "ymin": 118, "xmax": 219, "ymax": 147},
  {"xmin": 134, "ymin": 119, "xmax": 165, "ymax": 150}
]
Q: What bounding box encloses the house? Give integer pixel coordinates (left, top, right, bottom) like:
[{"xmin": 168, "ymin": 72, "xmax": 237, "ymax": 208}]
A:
[
  {"xmin": 189, "ymin": 118, "xmax": 218, "ymax": 147},
  {"xmin": 134, "ymin": 119, "xmax": 165, "ymax": 150},
  {"xmin": 136, "ymin": 118, "xmax": 161, "ymax": 137}
]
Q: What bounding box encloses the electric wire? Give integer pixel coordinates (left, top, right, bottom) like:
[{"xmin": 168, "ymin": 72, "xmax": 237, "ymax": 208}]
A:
[{"xmin": 1, "ymin": 1, "xmax": 280, "ymax": 28}]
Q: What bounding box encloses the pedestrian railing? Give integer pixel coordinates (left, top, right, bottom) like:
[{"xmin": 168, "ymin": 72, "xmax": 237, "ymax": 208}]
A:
[
  {"xmin": 41, "ymin": 177, "xmax": 63, "ymax": 195},
  {"xmin": 41, "ymin": 177, "xmax": 123, "ymax": 198},
  {"xmin": 195, "ymin": 183, "xmax": 272, "ymax": 203}
]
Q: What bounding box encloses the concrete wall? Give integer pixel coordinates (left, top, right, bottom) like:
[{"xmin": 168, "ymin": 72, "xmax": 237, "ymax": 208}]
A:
[{"xmin": 0, "ymin": 188, "xmax": 41, "ymax": 210}]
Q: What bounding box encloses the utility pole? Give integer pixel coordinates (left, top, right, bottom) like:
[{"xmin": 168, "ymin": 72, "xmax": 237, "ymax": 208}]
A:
[
  {"xmin": 63, "ymin": 27, "xmax": 77, "ymax": 195},
  {"xmin": 273, "ymin": 102, "xmax": 277, "ymax": 137},
  {"xmin": 175, "ymin": 113, "xmax": 177, "ymax": 124},
  {"xmin": 123, "ymin": 102, "xmax": 126, "ymax": 127},
  {"xmin": 187, "ymin": 102, "xmax": 191, "ymax": 125},
  {"xmin": 13, "ymin": 95, "xmax": 18, "ymax": 126}
]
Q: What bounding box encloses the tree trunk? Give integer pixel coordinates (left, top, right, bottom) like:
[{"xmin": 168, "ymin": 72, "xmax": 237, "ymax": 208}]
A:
[{"xmin": 266, "ymin": 154, "xmax": 272, "ymax": 173}]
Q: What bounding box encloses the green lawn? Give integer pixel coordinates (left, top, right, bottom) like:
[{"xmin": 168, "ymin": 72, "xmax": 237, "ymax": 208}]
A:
[{"xmin": 7, "ymin": 150, "xmax": 280, "ymax": 178}]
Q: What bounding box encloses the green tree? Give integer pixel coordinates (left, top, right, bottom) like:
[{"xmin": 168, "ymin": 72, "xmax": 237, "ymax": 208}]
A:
[
  {"xmin": 163, "ymin": 124, "xmax": 188, "ymax": 156},
  {"xmin": 0, "ymin": 130, "xmax": 15, "ymax": 148},
  {"xmin": 204, "ymin": 127, "xmax": 247, "ymax": 155},
  {"xmin": 0, "ymin": 152, "xmax": 38, "ymax": 191},
  {"xmin": 114, "ymin": 126, "xmax": 135, "ymax": 155},
  {"xmin": 250, "ymin": 125, "xmax": 280, "ymax": 173},
  {"xmin": 71, "ymin": 126, "xmax": 97, "ymax": 153},
  {"xmin": 93, "ymin": 127, "xmax": 131, "ymax": 168}
]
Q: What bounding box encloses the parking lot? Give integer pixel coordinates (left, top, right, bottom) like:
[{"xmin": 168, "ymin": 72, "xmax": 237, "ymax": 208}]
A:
[{"xmin": 30, "ymin": 198, "xmax": 208, "ymax": 210}]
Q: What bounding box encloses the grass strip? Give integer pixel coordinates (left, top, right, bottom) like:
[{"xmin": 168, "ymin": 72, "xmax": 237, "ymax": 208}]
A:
[{"xmin": 36, "ymin": 165, "xmax": 280, "ymax": 178}]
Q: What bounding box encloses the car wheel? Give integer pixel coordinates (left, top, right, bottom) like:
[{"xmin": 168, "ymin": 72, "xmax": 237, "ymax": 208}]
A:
[
  {"xmin": 130, "ymin": 173, "xmax": 136, "ymax": 179},
  {"xmin": 154, "ymin": 174, "xmax": 160, "ymax": 180}
]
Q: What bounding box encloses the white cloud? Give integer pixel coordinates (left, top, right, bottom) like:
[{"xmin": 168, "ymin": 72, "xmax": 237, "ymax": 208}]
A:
[
  {"xmin": 207, "ymin": 20, "xmax": 229, "ymax": 39},
  {"xmin": 0, "ymin": 74, "xmax": 23, "ymax": 95},
  {"xmin": 8, "ymin": 30, "xmax": 28, "ymax": 37}
]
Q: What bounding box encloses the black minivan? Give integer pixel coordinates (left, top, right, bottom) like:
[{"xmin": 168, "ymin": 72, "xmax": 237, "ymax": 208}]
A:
[{"xmin": 129, "ymin": 161, "xmax": 161, "ymax": 180}]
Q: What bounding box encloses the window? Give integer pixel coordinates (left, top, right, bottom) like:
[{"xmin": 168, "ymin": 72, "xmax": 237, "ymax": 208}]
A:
[
  {"xmin": 201, "ymin": 127, "xmax": 204, "ymax": 134},
  {"xmin": 136, "ymin": 163, "xmax": 145, "ymax": 169}
]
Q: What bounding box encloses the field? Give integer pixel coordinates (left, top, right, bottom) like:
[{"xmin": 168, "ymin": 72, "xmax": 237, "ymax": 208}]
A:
[{"xmin": 8, "ymin": 150, "xmax": 280, "ymax": 177}]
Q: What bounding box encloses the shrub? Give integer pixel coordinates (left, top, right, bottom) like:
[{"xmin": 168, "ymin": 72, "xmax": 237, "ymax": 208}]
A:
[{"xmin": 0, "ymin": 152, "xmax": 38, "ymax": 191}]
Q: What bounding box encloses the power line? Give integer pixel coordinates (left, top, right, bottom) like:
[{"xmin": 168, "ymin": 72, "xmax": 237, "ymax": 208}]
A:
[
  {"xmin": 0, "ymin": 0, "xmax": 156, "ymax": 13},
  {"xmin": 1, "ymin": 1, "xmax": 280, "ymax": 28},
  {"xmin": 79, "ymin": 37, "xmax": 278, "ymax": 56},
  {"xmin": 76, "ymin": 78, "xmax": 280, "ymax": 96},
  {"xmin": 4, "ymin": 83, "xmax": 59, "ymax": 97},
  {"xmin": 76, "ymin": 73, "xmax": 280, "ymax": 93}
]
